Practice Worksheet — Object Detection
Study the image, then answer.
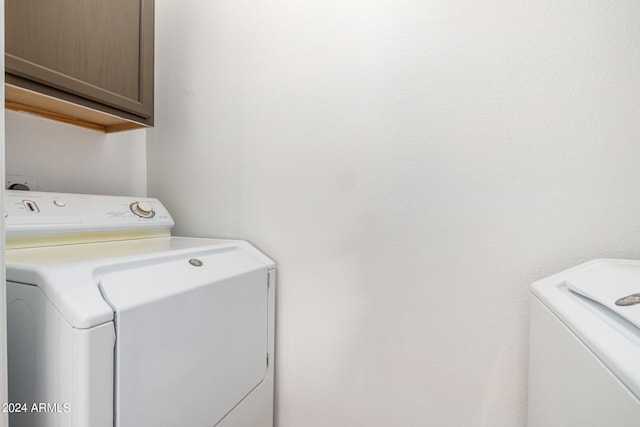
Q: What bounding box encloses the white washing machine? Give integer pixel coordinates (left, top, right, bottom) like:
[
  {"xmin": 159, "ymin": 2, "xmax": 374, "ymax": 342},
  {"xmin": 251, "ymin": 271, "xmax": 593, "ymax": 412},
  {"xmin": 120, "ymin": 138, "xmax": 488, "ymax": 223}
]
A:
[
  {"xmin": 5, "ymin": 190, "xmax": 275, "ymax": 427},
  {"xmin": 529, "ymin": 259, "xmax": 640, "ymax": 426}
]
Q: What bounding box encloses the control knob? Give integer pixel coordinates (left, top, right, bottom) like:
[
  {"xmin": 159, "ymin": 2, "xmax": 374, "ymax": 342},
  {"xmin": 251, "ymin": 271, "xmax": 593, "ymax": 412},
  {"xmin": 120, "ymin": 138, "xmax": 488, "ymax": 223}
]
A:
[{"xmin": 130, "ymin": 201, "xmax": 155, "ymax": 218}]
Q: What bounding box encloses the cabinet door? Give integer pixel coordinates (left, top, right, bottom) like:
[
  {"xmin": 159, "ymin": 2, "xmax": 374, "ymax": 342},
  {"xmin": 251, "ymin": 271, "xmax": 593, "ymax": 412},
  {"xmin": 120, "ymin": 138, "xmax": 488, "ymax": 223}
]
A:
[{"xmin": 6, "ymin": 0, "xmax": 153, "ymax": 123}]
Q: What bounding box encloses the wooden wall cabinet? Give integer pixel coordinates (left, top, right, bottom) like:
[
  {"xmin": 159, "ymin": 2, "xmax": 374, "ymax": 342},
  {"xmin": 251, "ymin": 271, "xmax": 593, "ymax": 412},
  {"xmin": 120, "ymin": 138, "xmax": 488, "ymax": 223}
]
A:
[{"xmin": 5, "ymin": 0, "xmax": 154, "ymax": 133}]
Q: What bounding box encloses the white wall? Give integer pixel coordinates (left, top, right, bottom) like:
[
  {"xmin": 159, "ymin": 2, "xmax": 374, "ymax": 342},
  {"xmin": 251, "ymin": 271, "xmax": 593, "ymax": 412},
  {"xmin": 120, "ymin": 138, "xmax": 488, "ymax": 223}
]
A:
[
  {"xmin": 148, "ymin": 1, "xmax": 640, "ymax": 426},
  {"xmin": 5, "ymin": 110, "xmax": 147, "ymax": 196}
]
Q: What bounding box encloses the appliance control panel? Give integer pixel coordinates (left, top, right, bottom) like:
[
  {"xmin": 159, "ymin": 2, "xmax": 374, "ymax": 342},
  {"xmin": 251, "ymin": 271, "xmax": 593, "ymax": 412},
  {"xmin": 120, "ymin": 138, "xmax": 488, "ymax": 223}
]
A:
[{"xmin": 5, "ymin": 190, "xmax": 175, "ymax": 239}]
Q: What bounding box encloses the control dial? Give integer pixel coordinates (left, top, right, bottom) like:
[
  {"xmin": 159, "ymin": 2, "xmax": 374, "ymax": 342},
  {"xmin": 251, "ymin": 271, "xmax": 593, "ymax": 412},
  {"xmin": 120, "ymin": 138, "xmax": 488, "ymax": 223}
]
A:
[{"xmin": 130, "ymin": 201, "xmax": 155, "ymax": 218}]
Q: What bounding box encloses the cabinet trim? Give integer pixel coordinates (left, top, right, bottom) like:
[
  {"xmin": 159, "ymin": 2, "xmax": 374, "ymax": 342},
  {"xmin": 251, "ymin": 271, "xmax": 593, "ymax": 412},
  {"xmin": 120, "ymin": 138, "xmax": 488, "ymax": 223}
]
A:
[{"xmin": 5, "ymin": 83, "xmax": 146, "ymax": 133}]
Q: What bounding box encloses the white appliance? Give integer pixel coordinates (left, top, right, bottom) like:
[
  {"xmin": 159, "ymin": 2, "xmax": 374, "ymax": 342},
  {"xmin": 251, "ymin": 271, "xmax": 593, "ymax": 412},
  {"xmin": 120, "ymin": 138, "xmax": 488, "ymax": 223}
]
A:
[
  {"xmin": 529, "ymin": 259, "xmax": 640, "ymax": 426},
  {"xmin": 5, "ymin": 190, "xmax": 275, "ymax": 427}
]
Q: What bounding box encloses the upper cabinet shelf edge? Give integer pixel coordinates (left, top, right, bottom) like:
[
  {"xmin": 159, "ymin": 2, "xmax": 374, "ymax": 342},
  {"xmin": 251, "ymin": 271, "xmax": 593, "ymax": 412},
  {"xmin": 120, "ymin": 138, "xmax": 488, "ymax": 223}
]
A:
[{"xmin": 5, "ymin": 0, "xmax": 154, "ymax": 132}]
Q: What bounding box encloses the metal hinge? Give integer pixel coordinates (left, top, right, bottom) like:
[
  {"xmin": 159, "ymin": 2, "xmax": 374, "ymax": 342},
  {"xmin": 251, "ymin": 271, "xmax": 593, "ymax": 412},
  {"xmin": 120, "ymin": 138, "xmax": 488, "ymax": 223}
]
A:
[{"xmin": 266, "ymin": 353, "xmax": 270, "ymax": 367}]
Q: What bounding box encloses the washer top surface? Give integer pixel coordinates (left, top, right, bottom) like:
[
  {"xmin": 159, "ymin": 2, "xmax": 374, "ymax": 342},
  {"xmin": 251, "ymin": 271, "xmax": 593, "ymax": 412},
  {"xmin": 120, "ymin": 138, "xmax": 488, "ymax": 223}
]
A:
[
  {"xmin": 4, "ymin": 190, "xmax": 274, "ymax": 328},
  {"xmin": 532, "ymin": 259, "xmax": 640, "ymax": 399},
  {"xmin": 6, "ymin": 236, "xmax": 274, "ymax": 329}
]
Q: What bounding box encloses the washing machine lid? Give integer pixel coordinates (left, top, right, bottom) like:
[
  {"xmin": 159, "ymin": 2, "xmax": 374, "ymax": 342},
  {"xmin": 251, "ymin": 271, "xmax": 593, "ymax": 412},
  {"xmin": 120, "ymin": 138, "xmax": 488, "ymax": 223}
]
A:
[
  {"xmin": 98, "ymin": 246, "xmax": 269, "ymax": 427},
  {"xmin": 567, "ymin": 263, "xmax": 640, "ymax": 328},
  {"xmin": 532, "ymin": 259, "xmax": 640, "ymax": 400}
]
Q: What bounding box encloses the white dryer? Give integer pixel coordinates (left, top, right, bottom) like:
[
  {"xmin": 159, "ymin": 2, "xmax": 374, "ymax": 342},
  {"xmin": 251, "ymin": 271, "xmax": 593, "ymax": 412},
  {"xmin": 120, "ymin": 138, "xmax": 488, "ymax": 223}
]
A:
[
  {"xmin": 529, "ymin": 259, "xmax": 640, "ymax": 426},
  {"xmin": 5, "ymin": 190, "xmax": 275, "ymax": 427}
]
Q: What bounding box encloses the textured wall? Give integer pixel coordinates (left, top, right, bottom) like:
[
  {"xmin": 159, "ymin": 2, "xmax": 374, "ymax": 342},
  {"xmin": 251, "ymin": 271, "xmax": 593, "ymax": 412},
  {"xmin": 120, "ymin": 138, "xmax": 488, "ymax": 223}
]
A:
[{"xmin": 147, "ymin": 1, "xmax": 640, "ymax": 426}]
